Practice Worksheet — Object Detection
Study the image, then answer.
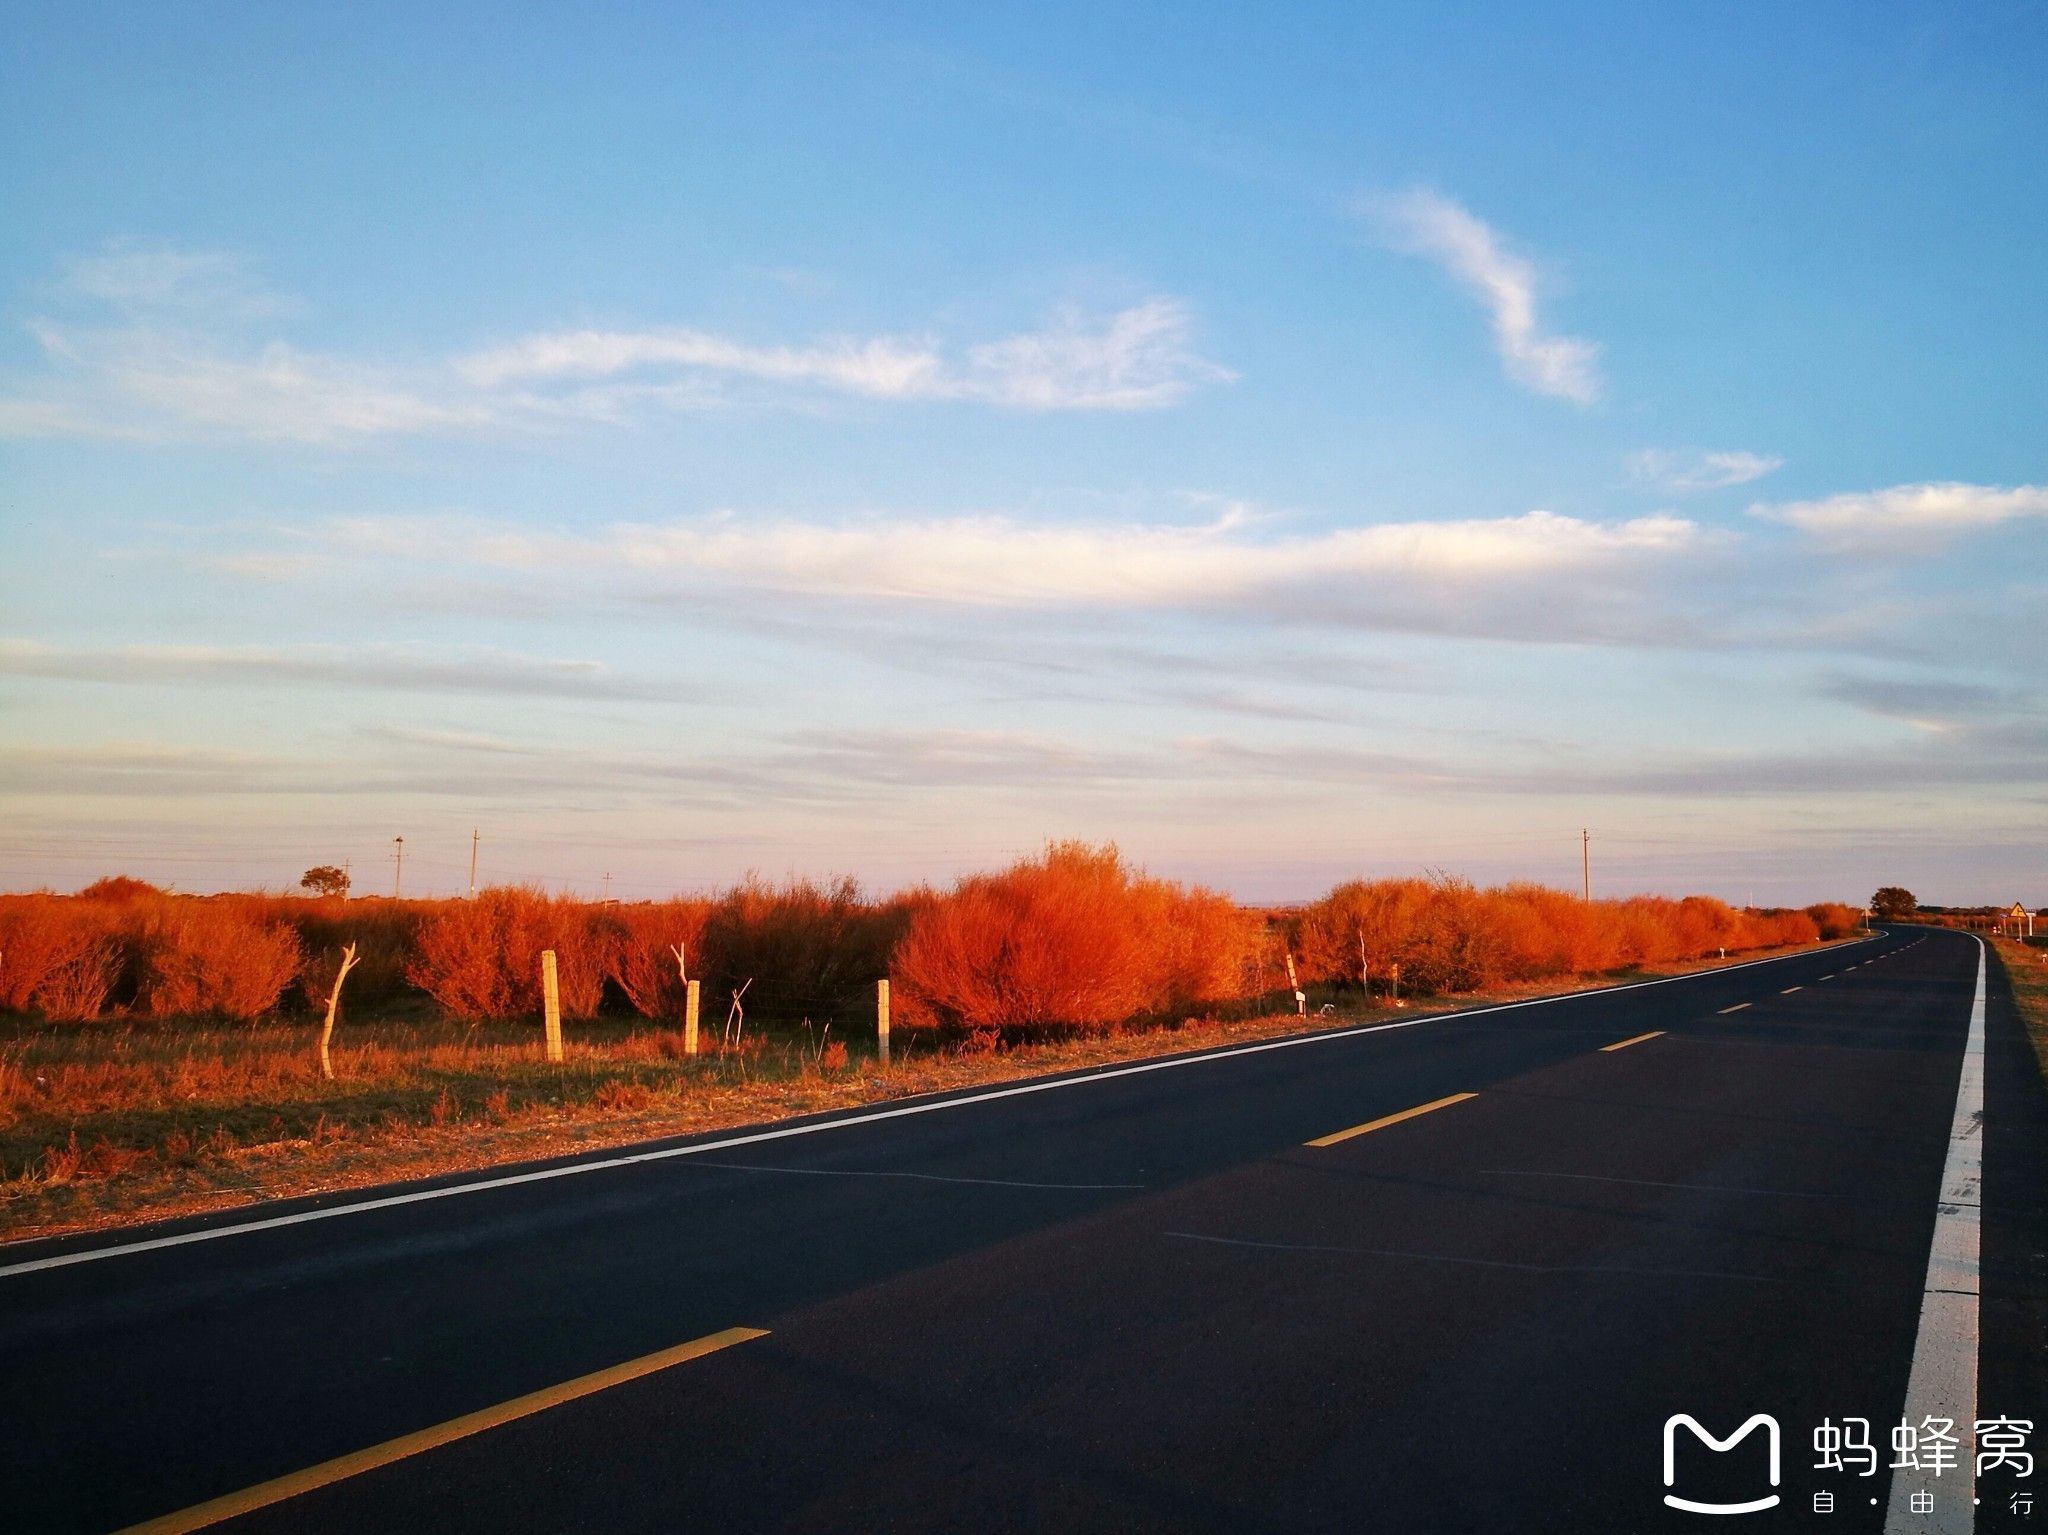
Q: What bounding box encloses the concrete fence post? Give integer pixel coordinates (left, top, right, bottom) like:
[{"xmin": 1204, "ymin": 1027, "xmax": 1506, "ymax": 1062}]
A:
[
  {"xmin": 876, "ymin": 978, "xmax": 891, "ymax": 1068},
  {"xmin": 684, "ymin": 978, "xmax": 700, "ymax": 1058},
  {"xmin": 541, "ymin": 949, "xmax": 563, "ymax": 1063}
]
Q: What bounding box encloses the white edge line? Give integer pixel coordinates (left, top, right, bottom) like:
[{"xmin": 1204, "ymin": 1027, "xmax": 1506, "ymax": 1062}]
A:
[
  {"xmin": 1880, "ymin": 935, "xmax": 1984, "ymax": 1535},
  {"xmin": 0, "ymin": 934, "xmax": 1880, "ymax": 1282}
]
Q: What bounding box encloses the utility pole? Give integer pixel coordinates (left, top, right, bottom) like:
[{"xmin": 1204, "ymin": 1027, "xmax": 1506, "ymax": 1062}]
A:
[
  {"xmin": 393, "ymin": 836, "xmax": 404, "ymax": 899},
  {"xmin": 468, "ymin": 829, "xmax": 479, "ymax": 899},
  {"xmin": 601, "ymin": 871, "xmax": 612, "ymax": 902},
  {"xmin": 1581, "ymin": 828, "xmax": 1590, "ymax": 902}
]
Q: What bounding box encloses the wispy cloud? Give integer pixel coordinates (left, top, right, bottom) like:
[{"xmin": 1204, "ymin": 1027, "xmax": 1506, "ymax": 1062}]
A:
[
  {"xmin": 1375, "ymin": 190, "xmax": 1602, "ymax": 404},
  {"xmin": 0, "ymin": 639, "xmax": 668, "ymax": 700},
  {"xmin": 1630, "ymin": 448, "xmax": 1782, "ymax": 492},
  {"xmin": 0, "ymin": 246, "xmax": 1229, "ymax": 442},
  {"xmin": 457, "ymin": 297, "xmax": 1228, "ymax": 412},
  {"xmin": 1753, "ymin": 481, "xmax": 2048, "ymax": 550},
  {"xmin": 261, "ymin": 505, "xmax": 1711, "ymax": 646}
]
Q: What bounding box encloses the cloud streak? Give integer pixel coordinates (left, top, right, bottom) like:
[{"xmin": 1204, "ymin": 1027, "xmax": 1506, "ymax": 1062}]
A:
[
  {"xmin": 1754, "ymin": 481, "xmax": 2048, "ymax": 550},
  {"xmin": 1630, "ymin": 449, "xmax": 1783, "ymax": 492},
  {"xmin": 0, "ymin": 639, "xmax": 668, "ymax": 700},
  {"xmin": 0, "ymin": 247, "xmax": 1230, "ymax": 442},
  {"xmin": 1376, "ymin": 190, "xmax": 1602, "ymax": 404},
  {"xmin": 271, "ymin": 505, "xmax": 1712, "ymax": 646},
  {"xmin": 460, "ymin": 298, "xmax": 1230, "ymax": 412}
]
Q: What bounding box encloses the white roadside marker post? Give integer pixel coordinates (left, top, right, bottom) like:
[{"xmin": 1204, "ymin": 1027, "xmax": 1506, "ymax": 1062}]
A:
[{"xmin": 542, "ymin": 950, "xmax": 563, "ymax": 1063}]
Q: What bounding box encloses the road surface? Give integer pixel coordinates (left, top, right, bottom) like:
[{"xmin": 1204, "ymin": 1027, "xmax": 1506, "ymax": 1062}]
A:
[{"xmin": 2, "ymin": 925, "xmax": 2040, "ymax": 1532}]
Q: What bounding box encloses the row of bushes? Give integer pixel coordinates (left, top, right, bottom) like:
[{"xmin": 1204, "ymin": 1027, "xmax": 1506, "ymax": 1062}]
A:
[
  {"xmin": 1287, "ymin": 879, "xmax": 1858, "ymax": 996},
  {"xmin": 0, "ymin": 851, "xmax": 1861, "ymax": 1031}
]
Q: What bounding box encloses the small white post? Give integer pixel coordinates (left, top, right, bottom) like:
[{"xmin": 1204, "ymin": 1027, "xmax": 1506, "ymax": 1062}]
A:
[
  {"xmin": 1284, "ymin": 951, "xmax": 1305, "ymax": 1017},
  {"xmin": 542, "ymin": 949, "xmax": 563, "ymax": 1063},
  {"xmin": 684, "ymin": 978, "xmax": 700, "ymax": 1058},
  {"xmin": 876, "ymin": 978, "xmax": 891, "ymax": 1068}
]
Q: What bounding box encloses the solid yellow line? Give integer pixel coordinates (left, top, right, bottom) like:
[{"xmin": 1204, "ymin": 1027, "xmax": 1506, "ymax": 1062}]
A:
[
  {"xmin": 1307, "ymin": 1092, "xmax": 1476, "ymax": 1147},
  {"xmin": 117, "ymin": 1326, "xmax": 770, "ymax": 1535},
  {"xmin": 1600, "ymin": 1030, "xmax": 1664, "ymax": 1052}
]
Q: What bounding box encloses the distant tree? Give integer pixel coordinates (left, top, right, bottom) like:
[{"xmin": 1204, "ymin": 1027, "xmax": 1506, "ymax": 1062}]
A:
[
  {"xmin": 301, "ymin": 865, "xmax": 351, "ymax": 898},
  {"xmin": 78, "ymin": 875, "xmax": 161, "ymax": 901},
  {"xmin": 1870, "ymin": 887, "xmax": 1917, "ymax": 921}
]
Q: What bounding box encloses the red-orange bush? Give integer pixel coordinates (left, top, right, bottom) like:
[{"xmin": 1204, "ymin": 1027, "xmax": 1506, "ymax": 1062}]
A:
[
  {"xmin": 1290, "ymin": 879, "xmax": 1825, "ymax": 997},
  {"xmin": 0, "ymin": 895, "xmax": 120, "ymax": 1019},
  {"xmin": 1805, "ymin": 903, "xmax": 1862, "ymax": 940},
  {"xmin": 891, "ymin": 843, "xmax": 1263, "ymax": 1032},
  {"xmin": 134, "ymin": 900, "xmax": 302, "ymax": 1020},
  {"xmin": 697, "ymin": 877, "xmax": 910, "ymax": 1021},
  {"xmin": 406, "ymin": 887, "xmax": 610, "ymax": 1020},
  {"xmin": 604, "ymin": 898, "xmax": 714, "ymax": 1019}
]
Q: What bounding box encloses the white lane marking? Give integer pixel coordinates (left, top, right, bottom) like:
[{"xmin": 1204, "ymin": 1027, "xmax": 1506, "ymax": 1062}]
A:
[
  {"xmin": 1882, "ymin": 936, "xmax": 1985, "ymax": 1535},
  {"xmin": 1162, "ymin": 1230, "xmax": 1777, "ymax": 1283},
  {"xmin": 0, "ymin": 935, "xmax": 1877, "ymax": 1282},
  {"xmin": 686, "ymin": 1160, "xmax": 1143, "ymax": 1191}
]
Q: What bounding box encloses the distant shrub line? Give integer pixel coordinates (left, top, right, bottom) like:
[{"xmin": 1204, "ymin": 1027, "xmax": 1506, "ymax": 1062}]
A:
[{"xmin": 0, "ymin": 848, "xmax": 1859, "ymax": 1032}]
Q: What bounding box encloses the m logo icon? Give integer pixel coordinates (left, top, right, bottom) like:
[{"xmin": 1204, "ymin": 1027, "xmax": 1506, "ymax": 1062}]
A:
[{"xmin": 1663, "ymin": 1414, "xmax": 1781, "ymax": 1514}]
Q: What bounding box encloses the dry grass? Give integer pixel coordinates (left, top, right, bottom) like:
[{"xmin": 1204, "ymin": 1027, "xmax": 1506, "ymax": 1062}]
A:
[
  {"xmin": 1990, "ymin": 935, "xmax": 2048, "ymax": 1082},
  {"xmin": 0, "ymin": 938, "xmax": 1841, "ymax": 1243}
]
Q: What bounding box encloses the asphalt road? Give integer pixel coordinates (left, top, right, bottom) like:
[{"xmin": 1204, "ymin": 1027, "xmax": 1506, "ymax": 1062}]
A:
[{"xmin": 2, "ymin": 926, "xmax": 2040, "ymax": 1533}]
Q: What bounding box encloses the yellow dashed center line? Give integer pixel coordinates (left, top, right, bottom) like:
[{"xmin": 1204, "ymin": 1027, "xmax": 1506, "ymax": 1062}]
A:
[
  {"xmin": 1781, "ymin": 986, "xmax": 1802, "ymax": 994},
  {"xmin": 1600, "ymin": 1030, "xmax": 1665, "ymax": 1052},
  {"xmin": 117, "ymin": 1326, "xmax": 770, "ymax": 1535},
  {"xmin": 1307, "ymin": 1092, "xmax": 1476, "ymax": 1147},
  {"xmin": 1718, "ymin": 1002, "xmax": 1750, "ymax": 1013}
]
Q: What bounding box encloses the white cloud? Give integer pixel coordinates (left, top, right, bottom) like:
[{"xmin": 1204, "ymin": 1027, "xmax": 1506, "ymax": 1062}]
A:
[
  {"xmin": 1630, "ymin": 448, "xmax": 1783, "ymax": 492},
  {"xmin": 1376, "ymin": 190, "xmax": 1602, "ymax": 404},
  {"xmin": 267, "ymin": 505, "xmax": 1710, "ymax": 646},
  {"xmin": 0, "ymin": 245, "xmax": 1228, "ymax": 442},
  {"xmin": 458, "ymin": 297, "xmax": 1229, "ymax": 412},
  {"xmin": 1754, "ymin": 481, "xmax": 2048, "ymax": 549}
]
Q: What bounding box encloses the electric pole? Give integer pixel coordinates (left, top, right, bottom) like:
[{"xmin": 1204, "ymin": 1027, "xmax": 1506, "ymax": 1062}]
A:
[
  {"xmin": 393, "ymin": 836, "xmax": 404, "ymax": 899},
  {"xmin": 602, "ymin": 871, "xmax": 612, "ymax": 902},
  {"xmin": 468, "ymin": 829, "xmax": 479, "ymax": 899},
  {"xmin": 1581, "ymin": 828, "xmax": 1590, "ymax": 901}
]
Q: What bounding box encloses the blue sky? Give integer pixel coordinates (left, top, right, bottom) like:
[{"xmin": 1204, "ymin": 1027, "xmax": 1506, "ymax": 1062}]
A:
[{"xmin": 2, "ymin": 1, "xmax": 2044, "ymax": 903}]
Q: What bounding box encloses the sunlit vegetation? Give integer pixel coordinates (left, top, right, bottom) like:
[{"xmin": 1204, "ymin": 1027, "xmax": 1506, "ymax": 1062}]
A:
[{"xmin": 0, "ymin": 848, "xmax": 1859, "ymax": 1226}]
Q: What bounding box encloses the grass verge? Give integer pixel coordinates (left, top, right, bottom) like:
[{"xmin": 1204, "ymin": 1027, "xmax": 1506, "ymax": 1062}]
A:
[
  {"xmin": 0, "ymin": 939, "xmax": 1849, "ymax": 1245},
  {"xmin": 1989, "ymin": 935, "xmax": 2048, "ymax": 1083}
]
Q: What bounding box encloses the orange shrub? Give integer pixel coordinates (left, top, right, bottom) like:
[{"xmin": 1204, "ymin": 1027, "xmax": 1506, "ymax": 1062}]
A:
[
  {"xmin": 1805, "ymin": 903, "xmax": 1862, "ymax": 940},
  {"xmin": 290, "ymin": 896, "xmax": 423, "ymax": 1011},
  {"xmin": 891, "ymin": 843, "xmax": 1262, "ymax": 1032},
  {"xmin": 697, "ymin": 876, "xmax": 908, "ymax": 1021},
  {"xmin": 406, "ymin": 887, "xmax": 610, "ymax": 1020},
  {"xmin": 0, "ymin": 895, "xmax": 120, "ymax": 1019},
  {"xmin": 604, "ymin": 898, "xmax": 714, "ymax": 1018},
  {"xmin": 134, "ymin": 900, "xmax": 302, "ymax": 1020},
  {"xmin": 1289, "ymin": 878, "xmax": 1822, "ymax": 998}
]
